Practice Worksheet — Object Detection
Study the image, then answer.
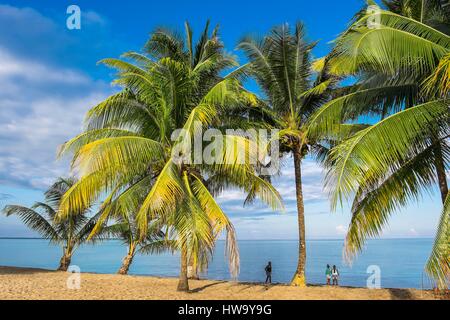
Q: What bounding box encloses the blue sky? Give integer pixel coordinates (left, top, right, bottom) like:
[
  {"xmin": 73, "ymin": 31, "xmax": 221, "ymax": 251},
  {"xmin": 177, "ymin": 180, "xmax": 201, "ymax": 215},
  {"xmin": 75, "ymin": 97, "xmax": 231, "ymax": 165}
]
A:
[{"xmin": 0, "ymin": 0, "xmax": 443, "ymax": 239}]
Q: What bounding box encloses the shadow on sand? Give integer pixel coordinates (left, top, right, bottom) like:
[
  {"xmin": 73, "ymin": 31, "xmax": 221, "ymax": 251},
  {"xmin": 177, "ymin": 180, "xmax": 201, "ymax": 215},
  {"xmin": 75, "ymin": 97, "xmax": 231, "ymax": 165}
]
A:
[
  {"xmin": 189, "ymin": 280, "xmax": 227, "ymax": 293},
  {"xmin": 388, "ymin": 288, "xmax": 415, "ymax": 300},
  {"xmin": 0, "ymin": 266, "xmax": 54, "ymax": 275}
]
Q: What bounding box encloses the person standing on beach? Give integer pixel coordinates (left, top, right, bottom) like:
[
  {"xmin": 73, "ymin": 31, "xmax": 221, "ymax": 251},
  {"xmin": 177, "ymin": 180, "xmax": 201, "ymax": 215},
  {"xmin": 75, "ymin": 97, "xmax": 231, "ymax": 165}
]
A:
[
  {"xmin": 332, "ymin": 265, "xmax": 339, "ymax": 286},
  {"xmin": 325, "ymin": 264, "xmax": 332, "ymax": 285},
  {"xmin": 265, "ymin": 262, "xmax": 272, "ymax": 284}
]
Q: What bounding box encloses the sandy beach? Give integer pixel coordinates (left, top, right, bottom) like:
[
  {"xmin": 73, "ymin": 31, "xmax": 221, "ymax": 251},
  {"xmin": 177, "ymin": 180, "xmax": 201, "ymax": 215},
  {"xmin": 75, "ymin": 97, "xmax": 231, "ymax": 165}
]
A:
[{"xmin": 0, "ymin": 266, "xmax": 443, "ymax": 300}]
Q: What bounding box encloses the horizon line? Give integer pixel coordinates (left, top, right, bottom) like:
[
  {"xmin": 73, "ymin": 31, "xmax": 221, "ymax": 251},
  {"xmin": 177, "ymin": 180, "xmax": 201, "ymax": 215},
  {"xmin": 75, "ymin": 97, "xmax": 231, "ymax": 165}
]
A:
[{"xmin": 0, "ymin": 237, "xmax": 435, "ymax": 241}]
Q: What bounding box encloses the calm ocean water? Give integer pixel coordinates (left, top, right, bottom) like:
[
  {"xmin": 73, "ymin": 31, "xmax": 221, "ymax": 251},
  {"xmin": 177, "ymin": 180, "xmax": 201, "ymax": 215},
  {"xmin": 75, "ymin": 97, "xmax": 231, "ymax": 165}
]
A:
[{"xmin": 0, "ymin": 238, "xmax": 434, "ymax": 289}]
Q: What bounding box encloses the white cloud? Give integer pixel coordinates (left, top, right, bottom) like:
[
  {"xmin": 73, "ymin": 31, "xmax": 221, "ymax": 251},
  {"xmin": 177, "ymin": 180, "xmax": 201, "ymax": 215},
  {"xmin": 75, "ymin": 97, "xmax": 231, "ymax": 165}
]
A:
[
  {"xmin": 0, "ymin": 46, "xmax": 111, "ymax": 189},
  {"xmin": 280, "ymin": 159, "xmax": 323, "ymax": 178},
  {"xmin": 0, "ymin": 49, "xmax": 89, "ymax": 84},
  {"xmin": 84, "ymin": 10, "xmax": 107, "ymax": 26},
  {"xmin": 335, "ymin": 224, "xmax": 348, "ymax": 235}
]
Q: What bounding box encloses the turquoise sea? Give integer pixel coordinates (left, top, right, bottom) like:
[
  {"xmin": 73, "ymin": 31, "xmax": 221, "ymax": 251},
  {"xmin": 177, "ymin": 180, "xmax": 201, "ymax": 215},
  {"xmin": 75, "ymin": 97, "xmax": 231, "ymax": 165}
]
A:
[{"xmin": 0, "ymin": 238, "xmax": 435, "ymax": 289}]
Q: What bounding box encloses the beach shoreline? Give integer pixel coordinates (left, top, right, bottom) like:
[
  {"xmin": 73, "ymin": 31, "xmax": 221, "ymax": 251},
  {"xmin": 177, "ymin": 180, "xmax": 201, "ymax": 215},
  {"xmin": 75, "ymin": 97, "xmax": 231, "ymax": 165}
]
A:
[{"xmin": 0, "ymin": 266, "xmax": 443, "ymax": 300}]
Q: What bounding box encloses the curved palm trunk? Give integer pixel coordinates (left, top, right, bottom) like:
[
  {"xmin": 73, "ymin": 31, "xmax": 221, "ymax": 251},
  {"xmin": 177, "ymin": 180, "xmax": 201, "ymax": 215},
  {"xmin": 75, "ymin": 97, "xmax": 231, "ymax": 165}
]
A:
[
  {"xmin": 187, "ymin": 256, "xmax": 200, "ymax": 280},
  {"xmin": 57, "ymin": 251, "xmax": 72, "ymax": 271},
  {"xmin": 118, "ymin": 244, "xmax": 136, "ymax": 275},
  {"xmin": 177, "ymin": 245, "xmax": 189, "ymax": 292},
  {"xmin": 291, "ymin": 145, "xmax": 307, "ymax": 287},
  {"xmin": 434, "ymin": 145, "xmax": 448, "ymax": 204}
]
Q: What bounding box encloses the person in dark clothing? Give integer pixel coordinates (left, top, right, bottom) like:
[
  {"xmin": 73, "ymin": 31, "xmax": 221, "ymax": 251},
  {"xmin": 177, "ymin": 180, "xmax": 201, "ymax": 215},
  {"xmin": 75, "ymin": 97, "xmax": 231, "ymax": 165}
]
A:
[{"xmin": 265, "ymin": 261, "xmax": 272, "ymax": 284}]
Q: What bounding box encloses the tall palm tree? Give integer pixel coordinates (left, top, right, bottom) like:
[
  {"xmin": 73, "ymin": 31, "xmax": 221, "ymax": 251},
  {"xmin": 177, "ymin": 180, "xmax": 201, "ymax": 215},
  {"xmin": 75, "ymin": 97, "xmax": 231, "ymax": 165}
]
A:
[
  {"xmin": 313, "ymin": 1, "xmax": 449, "ymax": 287},
  {"xmin": 2, "ymin": 178, "xmax": 103, "ymax": 271},
  {"xmin": 57, "ymin": 21, "xmax": 283, "ymax": 291},
  {"xmin": 238, "ymin": 23, "xmax": 356, "ymax": 286}
]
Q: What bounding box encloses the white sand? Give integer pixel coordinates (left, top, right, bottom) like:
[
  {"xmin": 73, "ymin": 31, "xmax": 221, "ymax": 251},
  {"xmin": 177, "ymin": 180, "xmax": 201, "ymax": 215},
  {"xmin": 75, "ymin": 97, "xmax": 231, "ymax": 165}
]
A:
[{"xmin": 0, "ymin": 266, "xmax": 441, "ymax": 300}]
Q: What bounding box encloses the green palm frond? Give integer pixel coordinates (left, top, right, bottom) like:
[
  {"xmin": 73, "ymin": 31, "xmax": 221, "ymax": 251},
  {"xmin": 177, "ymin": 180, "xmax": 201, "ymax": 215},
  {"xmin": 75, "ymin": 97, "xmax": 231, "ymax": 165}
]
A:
[
  {"xmin": 121, "ymin": 51, "xmax": 156, "ymax": 68},
  {"xmin": 344, "ymin": 142, "xmax": 441, "ymax": 260},
  {"xmin": 190, "ymin": 174, "xmax": 240, "ymax": 277},
  {"xmin": 3, "ymin": 205, "xmax": 59, "ymax": 241},
  {"xmin": 59, "ymin": 171, "xmax": 120, "ymax": 219},
  {"xmin": 144, "ymin": 27, "xmax": 187, "ymax": 62},
  {"xmin": 58, "ymin": 129, "xmax": 142, "ymax": 161},
  {"xmin": 426, "ymin": 191, "xmax": 450, "ymax": 289},
  {"xmin": 75, "ymin": 210, "xmax": 109, "ymax": 244},
  {"xmin": 139, "ymin": 239, "xmax": 179, "ymax": 254},
  {"xmin": 327, "ymin": 100, "xmax": 448, "ymax": 208},
  {"xmin": 423, "ymin": 52, "xmax": 450, "ymax": 97},
  {"xmin": 137, "ymin": 159, "xmax": 184, "ymax": 233},
  {"xmin": 74, "ymin": 136, "xmax": 164, "ymax": 176},
  {"xmin": 306, "ymin": 84, "xmax": 419, "ymax": 141},
  {"xmin": 83, "ymin": 90, "xmax": 158, "ymax": 135},
  {"xmin": 329, "ymin": 9, "xmax": 450, "ymax": 76},
  {"xmin": 99, "ymin": 58, "xmax": 150, "ymax": 79}
]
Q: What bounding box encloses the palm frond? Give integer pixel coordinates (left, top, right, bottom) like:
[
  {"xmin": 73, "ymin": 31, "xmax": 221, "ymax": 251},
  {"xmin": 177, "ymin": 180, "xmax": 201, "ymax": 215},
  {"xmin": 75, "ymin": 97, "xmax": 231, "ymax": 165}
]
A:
[
  {"xmin": 190, "ymin": 174, "xmax": 240, "ymax": 277},
  {"xmin": 3, "ymin": 205, "xmax": 59, "ymax": 241},
  {"xmin": 426, "ymin": 191, "xmax": 450, "ymax": 289},
  {"xmin": 327, "ymin": 100, "xmax": 449, "ymax": 208}
]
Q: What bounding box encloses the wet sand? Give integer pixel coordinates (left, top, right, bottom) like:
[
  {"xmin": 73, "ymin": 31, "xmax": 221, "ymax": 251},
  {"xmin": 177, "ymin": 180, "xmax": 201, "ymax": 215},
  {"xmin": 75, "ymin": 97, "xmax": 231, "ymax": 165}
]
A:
[{"xmin": 0, "ymin": 266, "xmax": 441, "ymax": 300}]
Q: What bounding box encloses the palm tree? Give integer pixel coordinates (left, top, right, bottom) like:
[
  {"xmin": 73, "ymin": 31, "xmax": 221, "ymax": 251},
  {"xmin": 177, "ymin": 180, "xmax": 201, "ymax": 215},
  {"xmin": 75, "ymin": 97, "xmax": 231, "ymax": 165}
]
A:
[
  {"xmin": 57, "ymin": 21, "xmax": 283, "ymax": 291},
  {"xmin": 101, "ymin": 215, "xmax": 176, "ymax": 275},
  {"xmin": 313, "ymin": 1, "xmax": 449, "ymax": 287},
  {"xmin": 2, "ymin": 178, "xmax": 103, "ymax": 271},
  {"xmin": 238, "ymin": 23, "xmax": 356, "ymax": 286},
  {"xmin": 382, "ymin": 0, "xmax": 450, "ymax": 29}
]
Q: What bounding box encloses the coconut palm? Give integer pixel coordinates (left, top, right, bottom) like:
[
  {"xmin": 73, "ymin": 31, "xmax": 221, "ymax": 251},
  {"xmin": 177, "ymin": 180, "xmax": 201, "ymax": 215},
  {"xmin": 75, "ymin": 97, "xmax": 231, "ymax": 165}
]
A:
[
  {"xmin": 313, "ymin": 1, "xmax": 449, "ymax": 287},
  {"xmin": 2, "ymin": 177, "xmax": 103, "ymax": 271},
  {"xmin": 57, "ymin": 21, "xmax": 283, "ymax": 291},
  {"xmin": 238, "ymin": 23, "xmax": 359, "ymax": 286}
]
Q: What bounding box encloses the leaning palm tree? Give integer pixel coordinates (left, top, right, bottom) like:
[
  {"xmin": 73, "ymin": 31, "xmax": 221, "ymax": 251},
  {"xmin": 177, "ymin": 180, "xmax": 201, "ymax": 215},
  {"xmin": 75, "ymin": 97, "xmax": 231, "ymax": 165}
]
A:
[
  {"xmin": 101, "ymin": 214, "xmax": 176, "ymax": 275},
  {"xmin": 313, "ymin": 1, "xmax": 449, "ymax": 287},
  {"xmin": 2, "ymin": 177, "xmax": 103, "ymax": 271},
  {"xmin": 57, "ymin": 21, "xmax": 283, "ymax": 291},
  {"xmin": 238, "ymin": 23, "xmax": 357, "ymax": 286}
]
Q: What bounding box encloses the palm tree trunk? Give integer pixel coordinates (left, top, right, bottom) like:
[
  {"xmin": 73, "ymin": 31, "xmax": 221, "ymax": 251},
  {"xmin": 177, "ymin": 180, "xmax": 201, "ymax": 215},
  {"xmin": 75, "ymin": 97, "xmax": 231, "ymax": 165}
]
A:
[
  {"xmin": 177, "ymin": 245, "xmax": 189, "ymax": 292},
  {"xmin": 434, "ymin": 145, "xmax": 448, "ymax": 204},
  {"xmin": 187, "ymin": 256, "xmax": 200, "ymax": 280},
  {"xmin": 118, "ymin": 245, "xmax": 136, "ymax": 275},
  {"xmin": 291, "ymin": 144, "xmax": 307, "ymax": 287},
  {"xmin": 57, "ymin": 251, "xmax": 72, "ymax": 271}
]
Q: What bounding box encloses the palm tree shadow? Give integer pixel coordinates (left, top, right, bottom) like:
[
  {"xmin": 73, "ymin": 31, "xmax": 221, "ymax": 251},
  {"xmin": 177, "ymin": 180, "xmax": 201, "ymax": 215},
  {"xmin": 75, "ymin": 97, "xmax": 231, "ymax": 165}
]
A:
[
  {"xmin": 190, "ymin": 280, "xmax": 227, "ymax": 293},
  {"xmin": 388, "ymin": 288, "xmax": 414, "ymax": 300},
  {"xmin": 234, "ymin": 281, "xmax": 284, "ymax": 292}
]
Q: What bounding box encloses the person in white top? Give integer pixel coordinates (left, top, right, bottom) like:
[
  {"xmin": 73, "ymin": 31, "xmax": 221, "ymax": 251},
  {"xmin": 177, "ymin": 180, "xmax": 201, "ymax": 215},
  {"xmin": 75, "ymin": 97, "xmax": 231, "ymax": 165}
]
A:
[{"xmin": 331, "ymin": 265, "xmax": 340, "ymax": 286}]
